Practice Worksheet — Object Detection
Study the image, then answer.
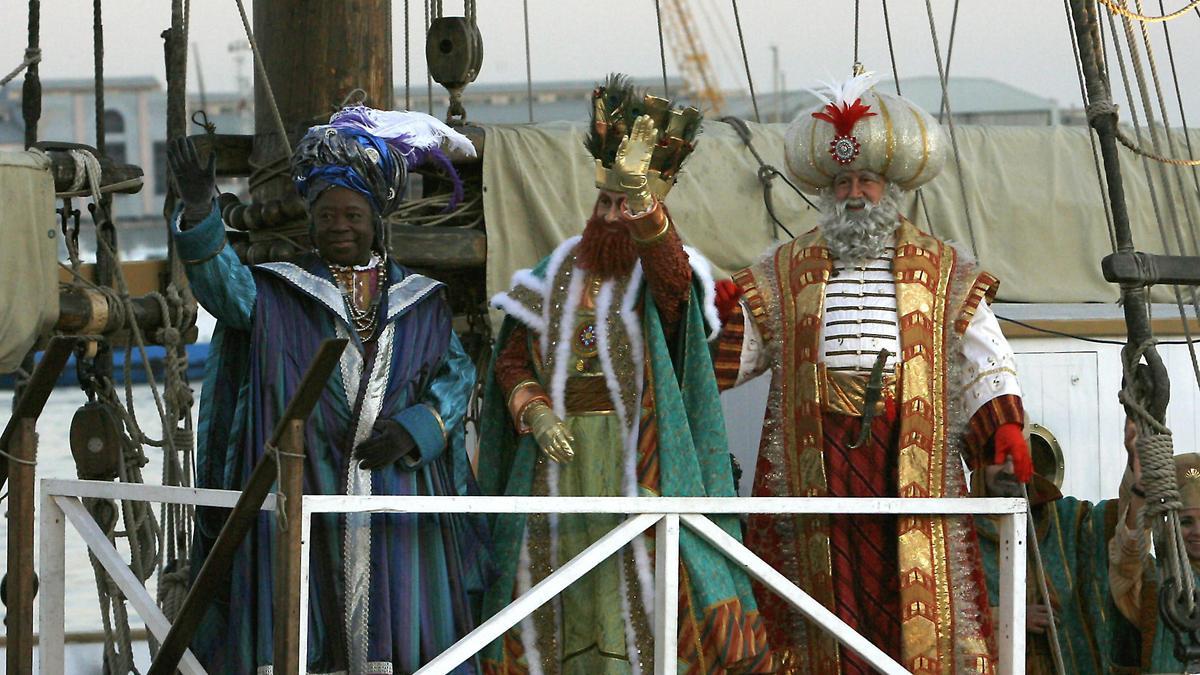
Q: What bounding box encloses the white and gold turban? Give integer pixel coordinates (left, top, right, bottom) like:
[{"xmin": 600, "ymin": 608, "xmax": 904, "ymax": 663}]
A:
[
  {"xmin": 783, "ymin": 72, "xmax": 948, "ymax": 194},
  {"xmin": 1177, "ymin": 453, "xmax": 1200, "ymax": 509}
]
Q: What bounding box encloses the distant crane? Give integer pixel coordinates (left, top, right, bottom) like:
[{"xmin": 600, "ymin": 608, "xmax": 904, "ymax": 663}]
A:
[{"xmin": 657, "ymin": 0, "xmax": 726, "ymax": 114}]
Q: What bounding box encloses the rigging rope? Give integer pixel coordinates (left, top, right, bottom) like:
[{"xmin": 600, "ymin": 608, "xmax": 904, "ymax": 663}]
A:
[
  {"xmin": 1063, "ymin": 0, "xmax": 1119, "ymax": 252},
  {"xmin": 523, "ymin": 0, "xmax": 533, "ymax": 124},
  {"xmin": 1107, "ymin": 0, "xmax": 1200, "ymax": 394},
  {"xmin": 405, "ymin": 0, "xmax": 411, "ymax": 109},
  {"xmin": 0, "ymin": 50, "xmax": 40, "ymax": 88},
  {"xmin": 1097, "ymin": 0, "xmax": 1200, "ymax": 22},
  {"xmin": 233, "ymin": 0, "xmax": 290, "ymax": 163},
  {"xmin": 21, "ymin": 0, "xmax": 40, "ymax": 149},
  {"xmin": 655, "ymin": 0, "xmax": 669, "ymax": 97},
  {"xmin": 730, "ymin": 0, "xmax": 759, "ymax": 123},
  {"xmin": 937, "ymin": 0, "xmax": 962, "ymax": 123},
  {"xmin": 853, "ymin": 0, "xmax": 861, "ymax": 68},
  {"xmin": 923, "ymin": 0, "xmax": 979, "ymax": 256},
  {"xmin": 1157, "ymin": 0, "xmax": 1200, "ymax": 195},
  {"xmin": 425, "ymin": 0, "xmax": 433, "ymax": 115}
]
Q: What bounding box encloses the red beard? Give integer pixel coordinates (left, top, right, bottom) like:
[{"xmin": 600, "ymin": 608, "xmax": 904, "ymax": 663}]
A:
[{"xmin": 576, "ymin": 214, "xmax": 638, "ymax": 279}]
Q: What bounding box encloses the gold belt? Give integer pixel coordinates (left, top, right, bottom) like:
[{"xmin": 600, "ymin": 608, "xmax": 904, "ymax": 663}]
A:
[
  {"xmin": 564, "ymin": 374, "xmax": 616, "ymax": 415},
  {"xmin": 819, "ymin": 363, "xmax": 900, "ymax": 417}
]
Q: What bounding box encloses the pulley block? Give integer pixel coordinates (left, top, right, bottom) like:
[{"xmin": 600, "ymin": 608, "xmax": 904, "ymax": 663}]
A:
[
  {"xmin": 70, "ymin": 400, "xmax": 123, "ymax": 481},
  {"xmin": 425, "ymin": 16, "xmax": 483, "ymax": 89}
]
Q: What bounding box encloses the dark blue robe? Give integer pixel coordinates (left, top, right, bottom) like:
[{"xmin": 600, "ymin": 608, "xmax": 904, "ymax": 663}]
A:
[{"xmin": 175, "ymin": 204, "xmax": 487, "ymax": 673}]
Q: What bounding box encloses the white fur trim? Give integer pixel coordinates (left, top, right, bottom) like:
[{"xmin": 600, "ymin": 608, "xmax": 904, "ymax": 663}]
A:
[
  {"xmin": 631, "ymin": 533, "xmax": 656, "ymax": 625},
  {"xmin": 593, "ymin": 278, "xmax": 626, "ymax": 431},
  {"xmin": 682, "ymin": 246, "xmax": 721, "ymax": 341},
  {"xmin": 549, "ymin": 272, "xmax": 584, "ymax": 420},
  {"xmin": 515, "ymin": 533, "xmax": 545, "ymax": 675},
  {"xmin": 490, "ymin": 291, "xmax": 547, "ymax": 334},
  {"xmin": 616, "ymin": 558, "xmax": 643, "ymax": 675},
  {"xmin": 538, "ymin": 236, "xmax": 583, "ymax": 357},
  {"xmin": 511, "ymin": 268, "xmax": 548, "ymax": 295}
]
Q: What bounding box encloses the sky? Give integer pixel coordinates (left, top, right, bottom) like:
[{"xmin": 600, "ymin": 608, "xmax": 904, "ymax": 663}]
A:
[{"xmin": 1, "ymin": 0, "xmax": 1198, "ymax": 126}]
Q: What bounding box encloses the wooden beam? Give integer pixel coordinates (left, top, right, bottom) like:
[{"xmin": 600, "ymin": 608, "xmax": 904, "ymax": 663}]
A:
[
  {"xmin": 58, "ymin": 259, "xmax": 168, "ymax": 296},
  {"xmin": 1103, "ymin": 251, "xmax": 1200, "ymax": 287},
  {"xmin": 41, "ymin": 147, "xmax": 144, "ymax": 195},
  {"xmin": 5, "ymin": 419, "xmax": 37, "ymax": 673},
  {"xmin": 272, "ymin": 419, "xmax": 306, "ymax": 675},
  {"xmin": 0, "ymin": 337, "xmax": 76, "ymax": 491},
  {"xmin": 388, "ymin": 225, "xmax": 486, "ymax": 269},
  {"xmin": 190, "ymin": 133, "xmax": 255, "ymax": 177},
  {"xmin": 149, "ymin": 338, "xmax": 347, "ymax": 675}
]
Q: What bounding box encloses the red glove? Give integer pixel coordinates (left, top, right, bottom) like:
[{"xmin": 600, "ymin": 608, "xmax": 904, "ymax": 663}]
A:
[
  {"xmin": 715, "ymin": 279, "xmax": 743, "ymax": 326},
  {"xmin": 992, "ymin": 423, "xmax": 1032, "ymax": 483}
]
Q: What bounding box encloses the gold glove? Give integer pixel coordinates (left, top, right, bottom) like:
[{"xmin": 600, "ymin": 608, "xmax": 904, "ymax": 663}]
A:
[
  {"xmin": 612, "ymin": 114, "xmax": 658, "ymax": 214},
  {"xmin": 523, "ymin": 400, "xmax": 576, "ymax": 463}
]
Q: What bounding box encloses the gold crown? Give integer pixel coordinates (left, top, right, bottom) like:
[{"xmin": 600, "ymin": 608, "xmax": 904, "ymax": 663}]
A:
[{"xmin": 586, "ymin": 74, "xmax": 702, "ymax": 200}]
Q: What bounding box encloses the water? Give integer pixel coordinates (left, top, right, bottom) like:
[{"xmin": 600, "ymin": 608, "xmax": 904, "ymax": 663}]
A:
[
  {"xmin": 0, "ymin": 309, "xmax": 215, "ymax": 640},
  {"xmin": 2, "ymin": 382, "xmax": 172, "ymax": 635}
]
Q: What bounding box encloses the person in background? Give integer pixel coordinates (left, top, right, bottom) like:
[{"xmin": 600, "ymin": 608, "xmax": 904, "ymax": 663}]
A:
[
  {"xmin": 1109, "ymin": 408, "xmax": 1200, "ymax": 673},
  {"xmin": 975, "ymin": 424, "xmax": 1120, "ymax": 673}
]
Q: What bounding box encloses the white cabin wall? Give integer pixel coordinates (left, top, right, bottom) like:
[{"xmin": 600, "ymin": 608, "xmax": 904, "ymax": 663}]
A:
[
  {"xmin": 1011, "ymin": 336, "xmax": 1200, "ymax": 503},
  {"xmin": 720, "ymin": 336, "xmax": 1200, "ymax": 502}
]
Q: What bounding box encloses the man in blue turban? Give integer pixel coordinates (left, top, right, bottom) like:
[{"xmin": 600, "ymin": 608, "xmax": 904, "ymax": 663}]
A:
[{"xmin": 169, "ymin": 106, "xmax": 487, "ymax": 673}]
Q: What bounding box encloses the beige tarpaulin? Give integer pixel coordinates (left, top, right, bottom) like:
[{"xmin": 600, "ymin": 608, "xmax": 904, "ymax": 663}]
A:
[
  {"xmin": 481, "ymin": 121, "xmax": 1200, "ymax": 305},
  {"xmin": 0, "ymin": 150, "xmax": 59, "ymax": 373}
]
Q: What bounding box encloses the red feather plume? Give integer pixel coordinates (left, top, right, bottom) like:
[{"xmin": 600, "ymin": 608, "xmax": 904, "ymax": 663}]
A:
[{"xmin": 811, "ymin": 98, "xmax": 876, "ymax": 137}]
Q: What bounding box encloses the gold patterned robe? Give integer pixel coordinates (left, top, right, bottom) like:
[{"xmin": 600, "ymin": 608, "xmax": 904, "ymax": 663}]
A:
[{"xmin": 715, "ymin": 220, "xmax": 1023, "ymax": 674}]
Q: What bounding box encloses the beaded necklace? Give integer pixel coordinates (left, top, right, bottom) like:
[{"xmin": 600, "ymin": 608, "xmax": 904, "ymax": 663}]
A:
[{"xmin": 326, "ymin": 251, "xmax": 386, "ymax": 340}]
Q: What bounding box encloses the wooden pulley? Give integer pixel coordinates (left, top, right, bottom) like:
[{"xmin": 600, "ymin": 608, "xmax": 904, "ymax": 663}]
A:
[
  {"xmin": 425, "ymin": 16, "xmax": 483, "ymax": 90},
  {"xmin": 69, "ymin": 400, "xmax": 123, "ymax": 481}
]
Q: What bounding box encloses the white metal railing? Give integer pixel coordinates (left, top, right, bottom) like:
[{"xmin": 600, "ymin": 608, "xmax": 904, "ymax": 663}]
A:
[{"xmin": 39, "ymin": 479, "xmax": 1028, "ymax": 675}]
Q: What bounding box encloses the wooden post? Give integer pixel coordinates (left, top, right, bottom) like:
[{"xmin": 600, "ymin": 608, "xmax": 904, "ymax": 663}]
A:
[
  {"xmin": 250, "ymin": 0, "xmax": 393, "ymax": 204},
  {"xmin": 149, "ymin": 338, "xmax": 346, "ymax": 675},
  {"xmin": 0, "ymin": 337, "xmax": 74, "ymax": 670},
  {"xmin": 5, "ymin": 418, "xmax": 37, "ymax": 674},
  {"xmin": 273, "ymin": 418, "xmax": 306, "ymax": 674}
]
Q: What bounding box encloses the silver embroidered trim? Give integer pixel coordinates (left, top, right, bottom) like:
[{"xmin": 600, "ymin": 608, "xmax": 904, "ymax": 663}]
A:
[
  {"xmin": 385, "ymin": 273, "xmax": 444, "ymax": 322},
  {"xmin": 257, "ymin": 261, "xmax": 351, "ymax": 327},
  {"xmin": 343, "ymin": 321, "xmax": 395, "ymax": 672}
]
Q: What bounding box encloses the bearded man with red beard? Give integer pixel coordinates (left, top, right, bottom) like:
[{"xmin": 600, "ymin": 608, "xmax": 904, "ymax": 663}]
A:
[
  {"xmin": 712, "ymin": 73, "xmax": 1032, "ymax": 674},
  {"xmin": 476, "ymin": 75, "xmax": 774, "ymax": 675}
]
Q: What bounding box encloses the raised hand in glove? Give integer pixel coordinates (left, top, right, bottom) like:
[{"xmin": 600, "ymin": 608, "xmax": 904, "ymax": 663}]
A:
[
  {"xmin": 612, "ymin": 114, "xmax": 659, "ymax": 215},
  {"xmin": 353, "ymin": 419, "xmax": 419, "ymax": 470},
  {"xmin": 166, "ymin": 136, "xmax": 217, "ymax": 228},
  {"xmin": 524, "ymin": 400, "xmax": 575, "ymax": 463}
]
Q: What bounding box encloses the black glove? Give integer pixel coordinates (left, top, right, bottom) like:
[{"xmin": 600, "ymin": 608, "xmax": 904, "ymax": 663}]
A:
[
  {"xmin": 166, "ymin": 136, "xmax": 216, "ymax": 227},
  {"xmin": 352, "ymin": 419, "xmax": 419, "ymax": 470}
]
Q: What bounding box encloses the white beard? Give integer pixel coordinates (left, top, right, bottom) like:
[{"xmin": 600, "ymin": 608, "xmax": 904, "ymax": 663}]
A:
[{"xmin": 818, "ymin": 182, "xmax": 904, "ymax": 263}]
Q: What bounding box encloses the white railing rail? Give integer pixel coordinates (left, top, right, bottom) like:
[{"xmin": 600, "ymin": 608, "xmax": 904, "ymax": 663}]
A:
[{"xmin": 39, "ymin": 479, "xmax": 1028, "ymax": 675}]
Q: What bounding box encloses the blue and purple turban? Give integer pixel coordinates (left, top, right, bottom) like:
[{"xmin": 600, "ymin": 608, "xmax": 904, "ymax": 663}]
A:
[{"xmin": 292, "ymin": 106, "xmax": 476, "ymax": 221}]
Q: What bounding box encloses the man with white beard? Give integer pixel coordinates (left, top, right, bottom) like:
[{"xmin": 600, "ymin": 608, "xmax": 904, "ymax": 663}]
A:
[{"xmin": 711, "ymin": 73, "xmax": 1033, "ymax": 674}]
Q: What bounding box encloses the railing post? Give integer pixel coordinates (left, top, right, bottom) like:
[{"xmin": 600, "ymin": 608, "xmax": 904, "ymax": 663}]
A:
[
  {"xmin": 37, "ymin": 483, "xmax": 67, "ymax": 674},
  {"xmin": 997, "ymin": 510, "xmax": 1027, "ymax": 675},
  {"xmin": 149, "ymin": 337, "xmax": 346, "ymax": 674},
  {"xmin": 654, "ymin": 513, "xmax": 679, "ymax": 674},
  {"xmin": 5, "ymin": 419, "xmax": 37, "ymax": 673},
  {"xmin": 274, "ymin": 418, "xmax": 306, "ymax": 675},
  {"xmin": 297, "ymin": 501, "xmax": 315, "ymax": 672}
]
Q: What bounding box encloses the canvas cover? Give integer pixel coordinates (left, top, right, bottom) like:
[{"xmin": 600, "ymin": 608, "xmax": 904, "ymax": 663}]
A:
[
  {"xmin": 0, "ymin": 150, "xmax": 59, "ymax": 373},
  {"xmin": 482, "ymin": 121, "xmax": 1200, "ymax": 308}
]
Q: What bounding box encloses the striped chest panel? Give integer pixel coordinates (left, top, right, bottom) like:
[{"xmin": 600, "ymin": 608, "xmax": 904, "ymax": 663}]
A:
[{"xmin": 818, "ymin": 248, "xmax": 900, "ymax": 373}]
